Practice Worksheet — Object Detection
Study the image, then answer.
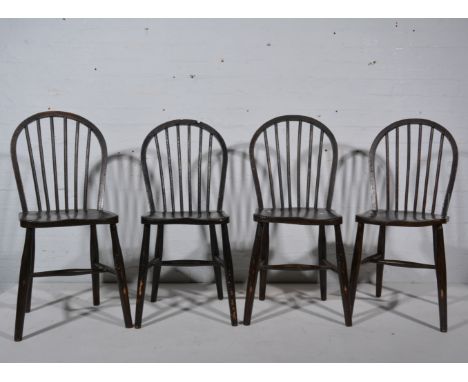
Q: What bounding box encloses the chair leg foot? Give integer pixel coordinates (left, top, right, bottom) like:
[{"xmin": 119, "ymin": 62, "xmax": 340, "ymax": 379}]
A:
[
  {"xmin": 109, "ymin": 224, "xmax": 133, "ymax": 328},
  {"xmin": 221, "ymin": 224, "xmax": 238, "ymax": 326},
  {"xmin": 135, "ymin": 225, "xmax": 151, "ymax": 329},
  {"xmin": 243, "ymin": 223, "xmax": 264, "ymax": 326}
]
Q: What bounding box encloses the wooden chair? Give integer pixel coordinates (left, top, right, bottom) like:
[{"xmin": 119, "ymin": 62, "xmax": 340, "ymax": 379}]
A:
[
  {"xmin": 349, "ymin": 119, "xmax": 458, "ymax": 332},
  {"xmin": 134, "ymin": 119, "xmax": 237, "ymax": 328},
  {"xmin": 243, "ymin": 115, "xmax": 352, "ymax": 326},
  {"xmin": 11, "ymin": 111, "xmax": 133, "ymax": 341}
]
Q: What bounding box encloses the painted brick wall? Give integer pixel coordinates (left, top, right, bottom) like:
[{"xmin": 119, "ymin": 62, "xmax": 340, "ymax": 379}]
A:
[{"xmin": 1, "ymin": 19, "xmax": 467, "ymax": 284}]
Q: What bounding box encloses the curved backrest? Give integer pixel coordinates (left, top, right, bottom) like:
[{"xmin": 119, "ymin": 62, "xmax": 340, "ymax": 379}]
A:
[
  {"xmin": 250, "ymin": 115, "xmax": 338, "ymax": 210},
  {"xmin": 11, "ymin": 111, "xmax": 108, "ymax": 213},
  {"xmin": 369, "ymin": 118, "xmax": 458, "ymax": 216},
  {"xmin": 141, "ymin": 119, "xmax": 228, "ymax": 213}
]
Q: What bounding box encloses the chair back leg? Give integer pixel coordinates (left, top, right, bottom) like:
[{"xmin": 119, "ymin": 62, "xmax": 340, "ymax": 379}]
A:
[
  {"xmin": 259, "ymin": 223, "xmax": 270, "ymax": 301},
  {"xmin": 150, "ymin": 224, "xmax": 164, "ymax": 302},
  {"xmin": 90, "ymin": 224, "xmax": 100, "ymax": 306},
  {"xmin": 25, "ymin": 230, "xmax": 35, "ymax": 313},
  {"xmin": 318, "ymin": 225, "xmax": 327, "ymax": 301},
  {"xmin": 375, "ymin": 225, "xmax": 386, "ymax": 297}
]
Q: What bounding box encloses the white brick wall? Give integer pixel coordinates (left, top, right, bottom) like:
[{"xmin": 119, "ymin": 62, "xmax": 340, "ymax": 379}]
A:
[{"xmin": 1, "ymin": 19, "xmax": 467, "ymax": 284}]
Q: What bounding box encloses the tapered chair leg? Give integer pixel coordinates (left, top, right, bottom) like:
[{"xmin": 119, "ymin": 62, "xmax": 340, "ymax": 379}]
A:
[
  {"xmin": 221, "ymin": 223, "xmax": 238, "ymax": 326},
  {"xmin": 349, "ymin": 222, "xmax": 365, "ymax": 315},
  {"xmin": 25, "ymin": 230, "xmax": 35, "ymax": 313},
  {"xmin": 243, "ymin": 223, "xmax": 264, "ymax": 325},
  {"xmin": 433, "ymin": 224, "xmax": 448, "ymax": 332},
  {"xmin": 375, "ymin": 225, "xmax": 386, "ymax": 298},
  {"xmin": 90, "ymin": 225, "xmax": 100, "ymax": 306},
  {"xmin": 109, "ymin": 224, "xmax": 133, "ymax": 328},
  {"xmin": 318, "ymin": 225, "xmax": 327, "ymax": 301},
  {"xmin": 14, "ymin": 228, "xmax": 34, "ymax": 341},
  {"xmin": 150, "ymin": 225, "xmax": 164, "ymax": 302},
  {"xmin": 334, "ymin": 224, "xmax": 352, "ymax": 326},
  {"xmin": 209, "ymin": 225, "xmax": 224, "ymax": 300},
  {"xmin": 259, "ymin": 223, "xmax": 270, "ymax": 301},
  {"xmin": 135, "ymin": 224, "xmax": 151, "ymax": 328}
]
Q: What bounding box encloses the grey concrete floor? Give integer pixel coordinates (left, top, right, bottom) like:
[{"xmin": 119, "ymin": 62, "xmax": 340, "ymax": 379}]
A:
[{"xmin": 0, "ymin": 282, "xmax": 467, "ymax": 362}]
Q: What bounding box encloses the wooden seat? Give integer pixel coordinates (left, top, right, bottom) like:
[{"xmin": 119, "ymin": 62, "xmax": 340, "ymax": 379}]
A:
[
  {"xmin": 10, "ymin": 111, "xmax": 133, "ymax": 341},
  {"xmin": 134, "ymin": 119, "xmax": 238, "ymax": 328},
  {"xmin": 254, "ymin": 207, "xmax": 342, "ymax": 225},
  {"xmin": 243, "ymin": 115, "xmax": 352, "ymax": 327},
  {"xmin": 356, "ymin": 210, "xmax": 447, "ymax": 227},
  {"xmin": 141, "ymin": 210, "xmax": 229, "ymax": 225},
  {"xmin": 349, "ymin": 118, "xmax": 459, "ymax": 332},
  {"xmin": 19, "ymin": 209, "xmax": 118, "ymax": 228}
]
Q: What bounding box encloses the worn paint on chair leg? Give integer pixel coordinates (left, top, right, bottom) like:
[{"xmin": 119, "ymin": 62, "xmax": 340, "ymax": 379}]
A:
[
  {"xmin": 243, "ymin": 223, "xmax": 264, "ymax": 325},
  {"xmin": 221, "ymin": 223, "xmax": 238, "ymax": 326},
  {"xmin": 150, "ymin": 224, "xmax": 164, "ymax": 302},
  {"xmin": 259, "ymin": 223, "xmax": 269, "ymax": 301},
  {"xmin": 90, "ymin": 224, "xmax": 100, "ymax": 306},
  {"xmin": 433, "ymin": 224, "xmax": 448, "ymax": 332},
  {"xmin": 109, "ymin": 224, "xmax": 133, "ymax": 328},
  {"xmin": 209, "ymin": 225, "xmax": 224, "ymax": 300},
  {"xmin": 135, "ymin": 225, "xmax": 151, "ymax": 328},
  {"xmin": 14, "ymin": 228, "xmax": 34, "ymax": 341}
]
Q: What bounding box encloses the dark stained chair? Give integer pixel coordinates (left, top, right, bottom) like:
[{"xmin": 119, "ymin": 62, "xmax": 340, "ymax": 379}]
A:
[
  {"xmin": 349, "ymin": 119, "xmax": 458, "ymax": 332},
  {"xmin": 134, "ymin": 119, "xmax": 237, "ymax": 328},
  {"xmin": 10, "ymin": 111, "xmax": 133, "ymax": 341},
  {"xmin": 243, "ymin": 115, "xmax": 352, "ymax": 326}
]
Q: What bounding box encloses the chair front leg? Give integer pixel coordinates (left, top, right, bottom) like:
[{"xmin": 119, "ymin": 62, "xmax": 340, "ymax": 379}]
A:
[
  {"xmin": 318, "ymin": 225, "xmax": 327, "ymax": 301},
  {"xmin": 14, "ymin": 228, "xmax": 34, "ymax": 341},
  {"xmin": 209, "ymin": 225, "xmax": 224, "ymax": 300},
  {"xmin": 135, "ymin": 224, "xmax": 151, "ymax": 328},
  {"xmin": 349, "ymin": 222, "xmax": 365, "ymax": 316},
  {"xmin": 221, "ymin": 223, "xmax": 238, "ymax": 326},
  {"xmin": 375, "ymin": 225, "xmax": 386, "ymax": 298},
  {"xmin": 243, "ymin": 223, "xmax": 264, "ymax": 325},
  {"xmin": 90, "ymin": 224, "xmax": 100, "ymax": 306},
  {"xmin": 259, "ymin": 223, "xmax": 270, "ymax": 301},
  {"xmin": 25, "ymin": 229, "xmax": 35, "ymax": 313},
  {"xmin": 109, "ymin": 224, "xmax": 133, "ymax": 328},
  {"xmin": 334, "ymin": 224, "xmax": 352, "ymax": 327},
  {"xmin": 433, "ymin": 224, "xmax": 447, "ymax": 332},
  {"xmin": 150, "ymin": 224, "xmax": 164, "ymax": 302}
]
